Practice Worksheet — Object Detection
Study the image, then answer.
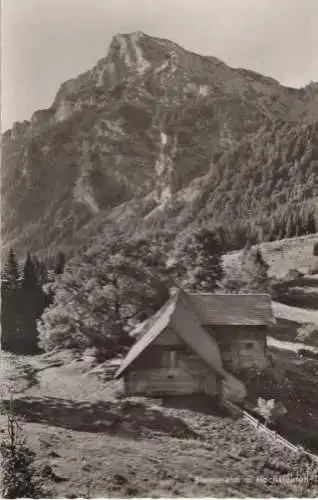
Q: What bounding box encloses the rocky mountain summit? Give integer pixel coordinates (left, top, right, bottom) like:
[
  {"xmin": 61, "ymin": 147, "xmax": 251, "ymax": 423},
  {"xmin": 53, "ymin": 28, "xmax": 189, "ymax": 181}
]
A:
[{"xmin": 2, "ymin": 31, "xmax": 318, "ymax": 255}]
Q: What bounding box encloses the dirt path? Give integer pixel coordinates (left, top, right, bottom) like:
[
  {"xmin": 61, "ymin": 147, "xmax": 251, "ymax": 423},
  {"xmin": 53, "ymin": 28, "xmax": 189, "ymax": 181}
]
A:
[
  {"xmin": 272, "ymin": 301, "xmax": 318, "ymax": 325},
  {"xmin": 268, "ymin": 336, "xmax": 318, "ymax": 353}
]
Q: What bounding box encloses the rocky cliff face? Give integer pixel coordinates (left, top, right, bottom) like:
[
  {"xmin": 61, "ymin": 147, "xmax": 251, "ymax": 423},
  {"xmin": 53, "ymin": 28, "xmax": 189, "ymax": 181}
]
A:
[{"xmin": 2, "ymin": 31, "xmax": 318, "ymax": 255}]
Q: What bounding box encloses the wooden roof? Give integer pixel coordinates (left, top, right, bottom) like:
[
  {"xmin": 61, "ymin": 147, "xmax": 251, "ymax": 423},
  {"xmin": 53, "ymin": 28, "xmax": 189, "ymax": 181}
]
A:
[
  {"xmin": 114, "ymin": 295, "xmax": 178, "ymax": 378},
  {"xmin": 187, "ymin": 293, "xmax": 276, "ymax": 326},
  {"xmin": 115, "ymin": 291, "xmax": 224, "ymax": 379},
  {"xmin": 170, "ymin": 291, "xmax": 224, "ymax": 375}
]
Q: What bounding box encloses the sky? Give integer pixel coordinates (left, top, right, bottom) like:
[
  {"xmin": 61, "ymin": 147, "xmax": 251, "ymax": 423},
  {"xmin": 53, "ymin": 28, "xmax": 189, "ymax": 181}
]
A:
[{"xmin": 1, "ymin": 0, "xmax": 318, "ymax": 131}]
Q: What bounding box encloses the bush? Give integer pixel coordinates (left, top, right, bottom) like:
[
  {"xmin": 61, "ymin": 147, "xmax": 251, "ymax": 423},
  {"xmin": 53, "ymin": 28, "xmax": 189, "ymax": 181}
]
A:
[
  {"xmin": 313, "ymin": 242, "xmax": 318, "ymax": 256},
  {"xmin": 296, "ymin": 323, "xmax": 318, "ymax": 342},
  {"xmin": 284, "ymin": 268, "xmax": 304, "ymax": 280},
  {"xmin": 308, "ymin": 261, "xmax": 318, "ymax": 275},
  {"xmin": 297, "ymin": 348, "xmax": 318, "ymax": 360},
  {"xmin": 302, "ymin": 359, "xmax": 318, "ymax": 377}
]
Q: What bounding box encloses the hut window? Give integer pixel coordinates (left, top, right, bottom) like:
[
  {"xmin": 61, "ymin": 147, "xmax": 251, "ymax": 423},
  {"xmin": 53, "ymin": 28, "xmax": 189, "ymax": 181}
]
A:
[
  {"xmin": 162, "ymin": 350, "xmax": 178, "ymax": 368},
  {"xmin": 243, "ymin": 342, "xmax": 254, "ymax": 350}
]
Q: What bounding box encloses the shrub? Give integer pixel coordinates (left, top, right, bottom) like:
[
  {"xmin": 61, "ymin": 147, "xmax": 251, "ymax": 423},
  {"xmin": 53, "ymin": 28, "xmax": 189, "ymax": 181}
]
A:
[
  {"xmin": 296, "ymin": 323, "xmax": 318, "ymax": 342},
  {"xmin": 308, "ymin": 261, "xmax": 318, "ymax": 275},
  {"xmin": 297, "ymin": 348, "xmax": 318, "ymax": 360},
  {"xmin": 313, "ymin": 242, "xmax": 318, "ymax": 256},
  {"xmin": 284, "ymin": 268, "xmax": 304, "ymax": 280},
  {"xmin": 302, "ymin": 359, "xmax": 318, "ymax": 377}
]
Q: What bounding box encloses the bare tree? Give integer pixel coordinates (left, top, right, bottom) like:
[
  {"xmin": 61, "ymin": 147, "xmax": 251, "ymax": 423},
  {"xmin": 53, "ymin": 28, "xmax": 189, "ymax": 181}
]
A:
[{"xmin": 0, "ymin": 396, "xmax": 47, "ymax": 498}]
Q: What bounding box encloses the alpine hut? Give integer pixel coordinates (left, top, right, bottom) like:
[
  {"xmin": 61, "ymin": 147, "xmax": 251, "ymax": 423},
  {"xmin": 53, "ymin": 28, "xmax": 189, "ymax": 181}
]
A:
[{"xmin": 114, "ymin": 290, "xmax": 276, "ymax": 403}]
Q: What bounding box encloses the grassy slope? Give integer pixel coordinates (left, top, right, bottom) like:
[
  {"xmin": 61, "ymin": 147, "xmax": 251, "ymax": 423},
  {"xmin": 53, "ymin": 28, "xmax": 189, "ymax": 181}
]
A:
[
  {"xmin": 1, "ymin": 351, "xmax": 318, "ymax": 497},
  {"xmin": 223, "ymin": 233, "xmax": 318, "ymax": 278},
  {"xmin": 223, "ymin": 233, "xmax": 318, "ymax": 331},
  {"xmin": 21, "ymin": 408, "xmax": 318, "ymax": 498}
]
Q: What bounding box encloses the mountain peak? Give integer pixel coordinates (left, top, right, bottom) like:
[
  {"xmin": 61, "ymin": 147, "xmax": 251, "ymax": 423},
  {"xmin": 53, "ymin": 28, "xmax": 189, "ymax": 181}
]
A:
[
  {"xmin": 106, "ymin": 30, "xmax": 153, "ymax": 76},
  {"xmin": 118, "ymin": 30, "xmax": 147, "ymax": 39}
]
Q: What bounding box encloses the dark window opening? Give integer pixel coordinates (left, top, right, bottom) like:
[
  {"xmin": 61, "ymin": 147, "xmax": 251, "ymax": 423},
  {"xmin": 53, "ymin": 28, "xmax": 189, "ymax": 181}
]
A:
[
  {"xmin": 244, "ymin": 342, "xmax": 254, "ymax": 350},
  {"xmin": 162, "ymin": 350, "xmax": 178, "ymax": 368}
]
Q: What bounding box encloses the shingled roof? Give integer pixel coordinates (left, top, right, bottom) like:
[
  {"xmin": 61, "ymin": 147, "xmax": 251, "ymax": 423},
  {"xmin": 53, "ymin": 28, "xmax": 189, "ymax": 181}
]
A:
[
  {"xmin": 114, "ymin": 295, "xmax": 178, "ymax": 379},
  {"xmin": 187, "ymin": 293, "xmax": 276, "ymax": 326}
]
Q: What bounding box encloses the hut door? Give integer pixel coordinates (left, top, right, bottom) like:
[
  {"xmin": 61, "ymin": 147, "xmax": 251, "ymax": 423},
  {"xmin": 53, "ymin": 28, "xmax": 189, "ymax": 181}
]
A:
[{"xmin": 195, "ymin": 374, "xmax": 207, "ymax": 393}]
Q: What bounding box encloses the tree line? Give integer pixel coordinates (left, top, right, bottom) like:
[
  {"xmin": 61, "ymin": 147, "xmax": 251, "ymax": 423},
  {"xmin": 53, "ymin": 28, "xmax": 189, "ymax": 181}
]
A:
[
  {"xmin": 1, "ymin": 230, "xmax": 271, "ymax": 357},
  {"xmin": 153, "ymin": 201, "xmax": 317, "ymax": 255},
  {"xmin": 1, "ymin": 249, "xmax": 66, "ymax": 354}
]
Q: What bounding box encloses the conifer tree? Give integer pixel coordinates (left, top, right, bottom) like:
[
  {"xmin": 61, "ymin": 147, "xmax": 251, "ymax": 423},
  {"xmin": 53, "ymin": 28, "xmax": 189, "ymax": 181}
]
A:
[
  {"xmin": 176, "ymin": 229, "xmax": 224, "ymax": 292},
  {"xmin": 39, "ymin": 261, "xmax": 48, "ymax": 286},
  {"xmin": 221, "ymin": 246, "xmax": 270, "ymax": 293},
  {"xmin": 286, "ymin": 215, "xmax": 295, "ymax": 238},
  {"xmin": 252, "ymin": 247, "xmax": 270, "ymax": 291},
  {"xmin": 2, "ymin": 248, "xmax": 20, "ymax": 290},
  {"xmin": 54, "ymin": 251, "xmax": 66, "ymax": 275},
  {"xmin": 22, "ymin": 253, "xmax": 38, "ymax": 289},
  {"xmin": 307, "ymin": 211, "xmax": 316, "ymax": 235},
  {"xmin": 19, "ymin": 253, "xmax": 44, "ymax": 353},
  {"xmin": 31, "ymin": 255, "xmax": 48, "ymax": 286},
  {"xmin": 1, "ymin": 249, "xmax": 23, "ymax": 351}
]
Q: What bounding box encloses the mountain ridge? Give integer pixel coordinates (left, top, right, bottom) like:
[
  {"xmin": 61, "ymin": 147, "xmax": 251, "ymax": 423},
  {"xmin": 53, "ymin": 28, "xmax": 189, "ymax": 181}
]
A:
[
  {"xmin": 4, "ymin": 31, "xmax": 318, "ymax": 137},
  {"xmin": 2, "ymin": 31, "xmax": 318, "ymax": 257}
]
